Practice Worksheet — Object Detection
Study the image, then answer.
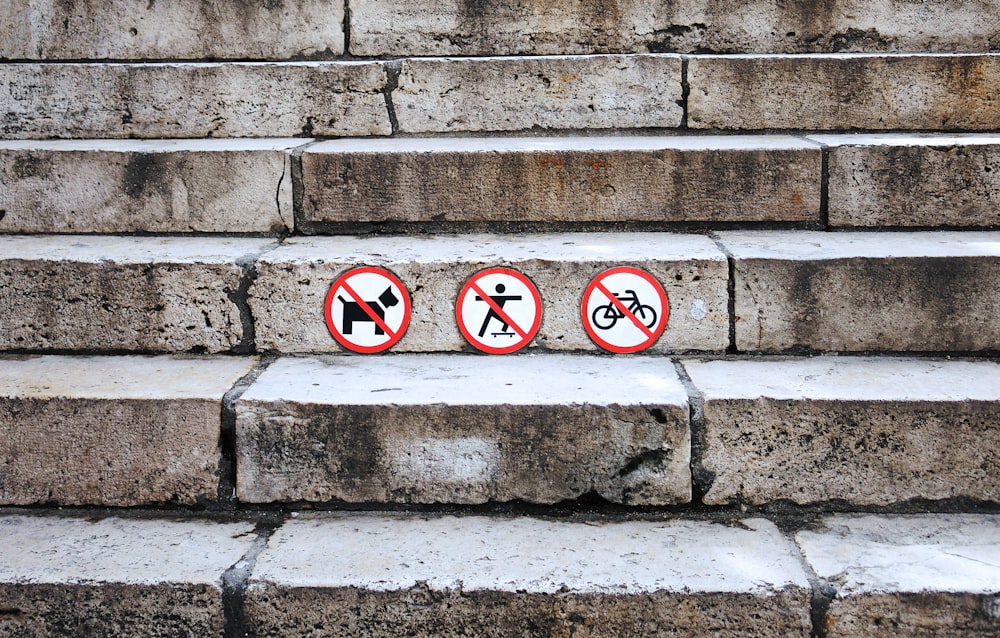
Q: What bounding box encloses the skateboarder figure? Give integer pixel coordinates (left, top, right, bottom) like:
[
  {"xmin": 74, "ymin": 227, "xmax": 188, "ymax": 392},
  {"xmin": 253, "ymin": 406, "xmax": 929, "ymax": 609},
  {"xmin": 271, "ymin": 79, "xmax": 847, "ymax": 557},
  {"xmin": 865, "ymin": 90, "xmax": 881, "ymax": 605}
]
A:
[{"xmin": 476, "ymin": 283, "xmax": 521, "ymax": 337}]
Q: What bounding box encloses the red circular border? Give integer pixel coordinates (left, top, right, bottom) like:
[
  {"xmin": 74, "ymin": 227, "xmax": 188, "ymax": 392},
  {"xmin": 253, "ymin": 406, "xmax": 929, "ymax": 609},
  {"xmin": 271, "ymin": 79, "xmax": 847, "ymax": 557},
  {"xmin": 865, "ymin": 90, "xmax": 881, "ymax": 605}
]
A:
[
  {"xmin": 456, "ymin": 267, "xmax": 542, "ymax": 355},
  {"xmin": 581, "ymin": 266, "xmax": 669, "ymax": 354},
  {"xmin": 324, "ymin": 266, "xmax": 411, "ymax": 354}
]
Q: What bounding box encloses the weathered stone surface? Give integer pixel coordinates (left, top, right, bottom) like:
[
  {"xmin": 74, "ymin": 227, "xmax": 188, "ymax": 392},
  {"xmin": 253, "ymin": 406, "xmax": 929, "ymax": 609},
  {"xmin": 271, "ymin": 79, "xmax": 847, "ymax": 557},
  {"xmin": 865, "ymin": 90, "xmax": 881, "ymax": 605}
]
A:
[
  {"xmin": 684, "ymin": 357, "xmax": 1000, "ymax": 506},
  {"xmin": 0, "ymin": 236, "xmax": 273, "ymax": 352},
  {"xmin": 0, "ymin": 0, "xmax": 343, "ymax": 60},
  {"xmin": 249, "ymin": 233, "xmax": 727, "ymax": 354},
  {"xmin": 236, "ymin": 355, "xmax": 690, "ymax": 504},
  {"xmin": 351, "ymin": 0, "xmax": 1000, "ymax": 55},
  {"xmin": 247, "ymin": 514, "xmax": 812, "ymax": 636},
  {"xmin": 718, "ymin": 230, "xmax": 1000, "ymax": 352},
  {"xmin": 0, "ymin": 514, "xmax": 255, "ymax": 636},
  {"xmin": 0, "ymin": 63, "xmax": 390, "ymax": 139},
  {"xmin": 811, "ymin": 134, "xmax": 1000, "ymax": 228},
  {"xmin": 393, "ymin": 55, "xmax": 682, "ymax": 133},
  {"xmin": 0, "ymin": 355, "xmax": 254, "ymax": 505},
  {"xmin": 0, "ymin": 139, "xmax": 303, "ymax": 233},
  {"xmin": 689, "ymin": 54, "xmax": 1000, "ymax": 131},
  {"xmin": 797, "ymin": 514, "xmax": 1000, "ymax": 637},
  {"xmin": 300, "ymin": 136, "xmax": 820, "ymax": 225}
]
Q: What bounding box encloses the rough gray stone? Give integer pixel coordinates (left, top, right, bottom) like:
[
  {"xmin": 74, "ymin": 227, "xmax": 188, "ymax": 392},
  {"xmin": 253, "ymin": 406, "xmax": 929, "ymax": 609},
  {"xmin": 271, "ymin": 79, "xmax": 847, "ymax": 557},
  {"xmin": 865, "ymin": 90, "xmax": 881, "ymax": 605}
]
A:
[
  {"xmin": 393, "ymin": 55, "xmax": 682, "ymax": 133},
  {"xmin": 0, "ymin": 139, "xmax": 302, "ymax": 233},
  {"xmin": 0, "ymin": 355, "xmax": 254, "ymax": 505},
  {"xmin": 350, "ymin": 0, "xmax": 1000, "ymax": 55},
  {"xmin": 689, "ymin": 54, "xmax": 1000, "ymax": 131},
  {"xmin": 811, "ymin": 134, "xmax": 1000, "ymax": 228},
  {"xmin": 246, "ymin": 514, "xmax": 812, "ymax": 636},
  {"xmin": 0, "ymin": 514, "xmax": 255, "ymax": 636},
  {"xmin": 0, "ymin": 0, "xmax": 343, "ymax": 60},
  {"xmin": 684, "ymin": 357, "xmax": 1000, "ymax": 505},
  {"xmin": 718, "ymin": 230, "xmax": 1000, "ymax": 352},
  {"xmin": 0, "ymin": 62, "xmax": 390, "ymax": 139},
  {"xmin": 0, "ymin": 236, "xmax": 273, "ymax": 352},
  {"xmin": 236, "ymin": 355, "xmax": 691, "ymax": 505},
  {"xmin": 249, "ymin": 233, "xmax": 728, "ymax": 354},
  {"xmin": 797, "ymin": 514, "xmax": 1000, "ymax": 637},
  {"xmin": 300, "ymin": 136, "xmax": 821, "ymax": 225}
]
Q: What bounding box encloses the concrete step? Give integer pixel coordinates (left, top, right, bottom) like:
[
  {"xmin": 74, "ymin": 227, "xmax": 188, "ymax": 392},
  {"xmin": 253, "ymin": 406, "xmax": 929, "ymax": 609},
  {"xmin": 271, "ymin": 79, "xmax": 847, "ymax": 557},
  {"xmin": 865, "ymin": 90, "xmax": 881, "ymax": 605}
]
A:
[
  {"xmin": 4, "ymin": 54, "xmax": 997, "ymax": 138},
  {"xmin": 0, "ymin": 139, "xmax": 304, "ymax": 234},
  {"xmin": 300, "ymin": 135, "xmax": 822, "ymax": 228},
  {"xmin": 721, "ymin": 230, "xmax": 1000, "ymax": 353},
  {"xmin": 0, "ymin": 235, "xmax": 273, "ymax": 353},
  {"xmin": 235, "ymin": 354, "xmax": 691, "ymax": 505},
  {"xmin": 0, "ymin": 0, "xmax": 344, "ymax": 60},
  {"xmin": 3, "ymin": 511, "xmax": 997, "ymax": 637},
  {"xmin": 4, "ymin": 231, "xmax": 999, "ymax": 355},
  {"xmin": 5, "ymin": 353, "xmax": 995, "ymax": 509},
  {"xmin": 1, "ymin": 62, "xmax": 390, "ymax": 139},
  {"xmin": 0, "ymin": 354, "xmax": 254, "ymax": 506},
  {"xmin": 351, "ymin": 0, "xmax": 1000, "ymax": 56},
  {"xmin": 683, "ymin": 356, "xmax": 1000, "ymax": 506},
  {"xmin": 2, "ymin": 135, "xmax": 996, "ymax": 233}
]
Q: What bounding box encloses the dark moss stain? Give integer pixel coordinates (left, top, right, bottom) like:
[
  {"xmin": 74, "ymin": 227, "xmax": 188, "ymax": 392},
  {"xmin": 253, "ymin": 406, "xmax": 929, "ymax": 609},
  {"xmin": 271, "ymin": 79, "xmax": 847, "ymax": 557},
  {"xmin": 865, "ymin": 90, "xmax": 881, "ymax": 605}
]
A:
[
  {"xmin": 11, "ymin": 156, "xmax": 49, "ymax": 180},
  {"xmin": 123, "ymin": 153, "xmax": 163, "ymax": 200}
]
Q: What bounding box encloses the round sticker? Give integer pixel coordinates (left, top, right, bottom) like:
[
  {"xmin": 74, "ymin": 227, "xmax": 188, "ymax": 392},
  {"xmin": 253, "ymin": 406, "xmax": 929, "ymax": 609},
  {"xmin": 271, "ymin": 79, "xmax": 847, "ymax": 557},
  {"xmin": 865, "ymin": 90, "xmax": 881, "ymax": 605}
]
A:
[
  {"xmin": 581, "ymin": 266, "xmax": 669, "ymax": 353},
  {"xmin": 456, "ymin": 267, "xmax": 542, "ymax": 355},
  {"xmin": 324, "ymin": 266, "xmax": 411, "ymax": 354}
]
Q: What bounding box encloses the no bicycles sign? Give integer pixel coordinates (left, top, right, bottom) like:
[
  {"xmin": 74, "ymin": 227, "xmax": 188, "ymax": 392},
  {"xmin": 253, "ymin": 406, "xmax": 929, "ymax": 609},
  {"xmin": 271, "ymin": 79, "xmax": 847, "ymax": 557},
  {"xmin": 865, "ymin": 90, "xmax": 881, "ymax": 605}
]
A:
[{"xmin": 581, "ymin": 266, "xmax": 668, "ymax": 354}]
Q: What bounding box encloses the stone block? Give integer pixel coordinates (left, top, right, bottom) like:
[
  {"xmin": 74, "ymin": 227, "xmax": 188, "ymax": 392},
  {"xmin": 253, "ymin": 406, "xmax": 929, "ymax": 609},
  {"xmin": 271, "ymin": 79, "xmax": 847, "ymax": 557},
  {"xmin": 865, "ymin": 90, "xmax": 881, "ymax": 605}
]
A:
[
  {"xmin": 0, "ymin": 514, "xmax": 255, "ymax": 635},
  {"xmin": 393, "ymin": 55, "xmax": 682, "ymax": 133},
  {"xmin": 300, "ymin": 135, "xmax": 821, "ymax": 225},
  {"xmin": 249, "ymin": 233, "xmax": 728, "ymax": 354},
  {"xmin": 0, "ymin": 62, "xmax": 390, "ymax": 139},
  {"xmin": 0, "ymin": 139, "xmax": 302, "ymax": 233},
  {"xmin": 0, "ymin": 0, "xmax": 343, "ymax": 60},
  {"xmin": 796, "ymin": 514, "xmax": 1000, "ymax": 637},
  {"xmin": 811, "ymin": 134, "xmax": 1000, "ymax": 228},
  {"xmin": 718, "ymin": 230, "xmax": 1000, "ymax": 352},
  {"xmin": 688, "ymin": 54, "xmax": 1000, "ymax": 131},
  {"xmin": 0, "ymin": 355, "xmax": 254, "ymax": 505},
  {"xmin": 684, "ymin": 357, "xmax": 1000, "ymax": 505},
  {"xmin": 246, "ymin": 514, "xmax": 812, "ymax": 636},
  {"xmin": 350, "ymin": 0, "xmax": 1000, "ymax": 55},
  {"xmin": 0, "ymin": 236, "xmax": 273, "ymax": 352},
  {"xmin": 236, "ymin": 354, "xmax": 690, "ymax": 505}
]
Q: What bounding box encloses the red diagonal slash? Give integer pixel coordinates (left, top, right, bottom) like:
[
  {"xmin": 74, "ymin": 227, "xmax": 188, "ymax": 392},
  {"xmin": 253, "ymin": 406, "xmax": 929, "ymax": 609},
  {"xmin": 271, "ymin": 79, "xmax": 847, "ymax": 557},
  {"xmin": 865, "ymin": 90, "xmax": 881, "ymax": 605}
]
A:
[
  {"xmin": 338, "ymin": 278, "xmax": 398, "ymax": 340},
  {"xmin": 593, "ymin": 280, "xmax": 655, "ymax": 339},
  {"xmin": 468, "ymin": 280, "xmax": 529, "ymax": 339}
]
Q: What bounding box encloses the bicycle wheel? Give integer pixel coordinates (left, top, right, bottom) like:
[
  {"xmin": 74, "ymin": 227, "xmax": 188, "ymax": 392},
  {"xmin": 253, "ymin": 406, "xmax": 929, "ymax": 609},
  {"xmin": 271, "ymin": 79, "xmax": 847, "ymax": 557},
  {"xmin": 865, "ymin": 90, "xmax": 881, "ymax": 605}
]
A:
[
  {"xmin": 633, "ymin": 304, "xmax": 658, "ymax": 328},
  {"xmin": 592, "ymin": 304, "xmax": 619, "ymax": 330}
]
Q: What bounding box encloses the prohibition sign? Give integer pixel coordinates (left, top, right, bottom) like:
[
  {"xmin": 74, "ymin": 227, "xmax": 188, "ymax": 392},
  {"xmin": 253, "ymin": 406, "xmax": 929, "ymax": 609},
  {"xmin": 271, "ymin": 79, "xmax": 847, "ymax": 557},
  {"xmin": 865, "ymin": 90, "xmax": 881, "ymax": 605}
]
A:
[
  {"xmin": 324, "ymin": 266, "xmax": 411, "ymax": 354},
  {"xmin": 582, "ymin": 266, "xmax": 669, "ymax": 354},
  {"xmin": 456, "ymin": 267, "xmax": 542, "ymax": 355}
]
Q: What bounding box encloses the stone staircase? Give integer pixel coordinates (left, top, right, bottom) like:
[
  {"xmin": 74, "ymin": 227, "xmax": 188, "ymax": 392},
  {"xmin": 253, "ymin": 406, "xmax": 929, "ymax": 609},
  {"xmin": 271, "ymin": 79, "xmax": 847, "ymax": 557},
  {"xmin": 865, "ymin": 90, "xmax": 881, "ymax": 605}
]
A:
[{"xmin": 1, "ymin": 1, "xmax": 999, "ymax": 636}]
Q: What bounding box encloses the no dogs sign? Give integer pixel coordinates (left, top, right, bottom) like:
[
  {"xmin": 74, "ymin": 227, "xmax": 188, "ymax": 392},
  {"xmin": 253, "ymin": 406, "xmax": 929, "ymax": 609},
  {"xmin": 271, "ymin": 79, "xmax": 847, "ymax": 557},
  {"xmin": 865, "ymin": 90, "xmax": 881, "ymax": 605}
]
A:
[
  {"xmin": 456, "ymin": 267, "xmax": 542, "ymax": 354},
  {"xmin": 581, "ymin": 266, "xmax": 668, "ymax": 353},
  {"xmin": 324, "ymin": 266, "xmax": 411, "ymax": 353}
]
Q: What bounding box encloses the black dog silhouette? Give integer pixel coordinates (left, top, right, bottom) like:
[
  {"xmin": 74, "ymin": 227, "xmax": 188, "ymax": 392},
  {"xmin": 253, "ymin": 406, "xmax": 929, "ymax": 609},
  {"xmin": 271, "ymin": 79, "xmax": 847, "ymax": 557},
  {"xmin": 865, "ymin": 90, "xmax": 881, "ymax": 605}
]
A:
[{"xmin": 339, "ymin": 286, "xmax": 400, "ymax": 335}]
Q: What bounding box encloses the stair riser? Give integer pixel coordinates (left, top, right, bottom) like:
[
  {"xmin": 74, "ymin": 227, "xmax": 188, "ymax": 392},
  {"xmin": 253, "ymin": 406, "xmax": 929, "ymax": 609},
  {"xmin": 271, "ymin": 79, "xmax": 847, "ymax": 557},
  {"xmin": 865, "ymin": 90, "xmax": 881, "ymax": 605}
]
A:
[{"xmin": 0, "ymin": 141, "xmax": 299, "ymax": 234}]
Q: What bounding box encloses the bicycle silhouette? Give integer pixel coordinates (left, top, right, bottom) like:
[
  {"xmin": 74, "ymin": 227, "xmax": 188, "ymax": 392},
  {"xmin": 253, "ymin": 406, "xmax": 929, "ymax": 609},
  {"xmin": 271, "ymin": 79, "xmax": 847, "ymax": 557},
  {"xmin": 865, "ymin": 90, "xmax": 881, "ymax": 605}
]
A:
[{"xmin": 592, "ymin": 289, "xmax": 657, "ymax": 330}]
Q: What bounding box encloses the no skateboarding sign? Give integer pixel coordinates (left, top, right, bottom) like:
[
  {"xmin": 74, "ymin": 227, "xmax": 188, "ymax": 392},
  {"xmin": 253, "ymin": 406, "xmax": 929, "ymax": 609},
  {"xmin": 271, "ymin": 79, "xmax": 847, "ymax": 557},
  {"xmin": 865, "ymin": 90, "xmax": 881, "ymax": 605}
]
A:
[
  {"xmin": 456, "ymin": 267, "xmax": 542, "ymax": 354},
  {"xmin": 324, "ymin": 266, "xmax": 411, "ymax": 354},
  {"xmin": 581, "ymin": 266, "xmax": 668, "ymax": 354}
]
